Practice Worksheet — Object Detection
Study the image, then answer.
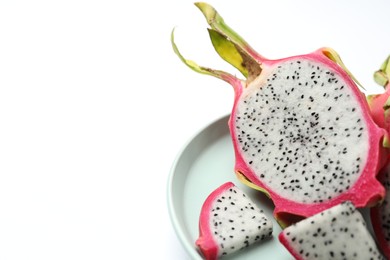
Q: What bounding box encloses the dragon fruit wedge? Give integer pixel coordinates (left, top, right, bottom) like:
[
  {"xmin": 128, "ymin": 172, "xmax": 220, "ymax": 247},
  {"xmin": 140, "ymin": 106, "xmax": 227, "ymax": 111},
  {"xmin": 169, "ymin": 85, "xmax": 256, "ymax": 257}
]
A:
[
  {"xmin": 172, "ymin": 2, "xmax": 386, "ymax": 227},
  {"xmin": 279, "ymin": 201, "xmax": 384, "ymax": 260},
  {"xmin": 196, "ymin": 182, "xmax": 273, "ymax": 259}
]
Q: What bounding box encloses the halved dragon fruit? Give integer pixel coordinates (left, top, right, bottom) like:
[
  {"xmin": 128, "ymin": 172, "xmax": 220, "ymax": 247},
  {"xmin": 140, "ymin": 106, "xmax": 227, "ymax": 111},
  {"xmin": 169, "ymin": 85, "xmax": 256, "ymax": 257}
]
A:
[
  {"xmin": 172, "ymin": 2, "xmax": 386, "ymax": 226},
  {"xmin": 196, "ymin": 182, "xmax": 273, "ymax": 259},
  {"xmin": 368, "ymin": 56, "xmax": 390, "ymax": 258},
  {"xmin": 279, "ymin": 201, "xmax": 384, "ymax": 259}
]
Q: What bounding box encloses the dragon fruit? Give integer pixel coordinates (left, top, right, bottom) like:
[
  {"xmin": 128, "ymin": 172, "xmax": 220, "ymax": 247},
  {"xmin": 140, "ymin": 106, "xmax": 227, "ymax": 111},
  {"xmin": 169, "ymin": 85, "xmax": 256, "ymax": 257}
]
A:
[
  {"xmin": 368, "ymin": 56, "xmax": 390, "ymax": 258},
  {"xmin": 367, "ymin": 55, "xmax": 390, "ymax": 134},
  {"xmin": 279, "ymin": 201, "xmax": 384, "ymax": 260},
  {"xmin": 172, "ymin": 2, "xmax": 386, "ymax": 226},
  {"xmin": 196, "ymin": 182, "xmax": 273, "ymax": 259}
]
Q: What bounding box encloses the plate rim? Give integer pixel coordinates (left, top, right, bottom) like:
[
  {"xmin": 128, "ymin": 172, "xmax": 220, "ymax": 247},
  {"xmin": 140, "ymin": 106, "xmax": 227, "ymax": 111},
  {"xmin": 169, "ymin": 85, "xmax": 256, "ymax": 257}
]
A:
[{"xmin": 167, "ymin": 114, "xmax": 230, "ymax": 259}]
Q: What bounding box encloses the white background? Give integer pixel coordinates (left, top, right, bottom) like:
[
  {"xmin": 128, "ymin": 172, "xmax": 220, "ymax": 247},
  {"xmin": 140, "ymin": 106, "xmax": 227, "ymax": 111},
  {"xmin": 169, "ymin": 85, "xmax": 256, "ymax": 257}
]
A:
[{"xmin": 1, "ymin": 0, "xmax": 390, "ymax": 259}]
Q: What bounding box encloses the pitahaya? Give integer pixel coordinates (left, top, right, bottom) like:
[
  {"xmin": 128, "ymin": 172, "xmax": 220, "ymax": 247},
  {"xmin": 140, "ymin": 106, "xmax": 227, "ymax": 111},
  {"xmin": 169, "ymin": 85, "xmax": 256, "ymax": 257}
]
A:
[
  {"xmin": 196, "ymin": 182, "xmax": 273, "ymax": 259},
  {"xmin": 172, "ymin": 2, "xmax": 386, "ymax": 227},
  {"xmin": 368, "ymin": 56, "xmax": 390, "ymax": 258},
  {"xmin": 367, "ymin": 55, "xmax": 390, "ymax": 135},
  {"xmin": 279, "ymin": 201, "xmax": 384, "ymax": 260}
]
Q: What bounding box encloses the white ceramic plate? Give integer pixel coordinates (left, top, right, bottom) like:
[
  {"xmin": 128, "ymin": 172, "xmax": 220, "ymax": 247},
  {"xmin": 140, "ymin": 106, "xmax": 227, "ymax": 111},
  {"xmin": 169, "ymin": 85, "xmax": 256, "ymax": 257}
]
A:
[{"xmin": 167, "ymin": 114, "xmax": 293, "ymax": 259}]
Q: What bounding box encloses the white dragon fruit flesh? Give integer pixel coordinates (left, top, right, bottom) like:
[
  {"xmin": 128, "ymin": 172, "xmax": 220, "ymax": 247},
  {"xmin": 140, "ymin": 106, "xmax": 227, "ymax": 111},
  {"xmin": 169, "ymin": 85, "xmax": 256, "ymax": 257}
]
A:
[
  {"xmin": 279, "ymin": 201, "xmax": 384, "ymax": 260},
  {"xmin": 196, "ymin": 182, "xmax": 273, "ymax": 259},
  {"xmin": 172, "ymin": 2, "xmax": 386, "ymax": 226}
]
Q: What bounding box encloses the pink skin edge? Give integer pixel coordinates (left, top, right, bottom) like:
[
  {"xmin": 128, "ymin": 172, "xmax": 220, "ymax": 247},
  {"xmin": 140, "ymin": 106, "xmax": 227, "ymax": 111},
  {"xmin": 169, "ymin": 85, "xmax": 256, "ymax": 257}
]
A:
[
  {"xmin": 228, "ymin": 49, "xmax": 386, "ymax": 225},
  {"xmin": 195, "ymin": 182, "xmax": 235, "ymax": 260},
  {"xmin": 278, "ymin": 232, "xmax": 305, "ymax": 260}
]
